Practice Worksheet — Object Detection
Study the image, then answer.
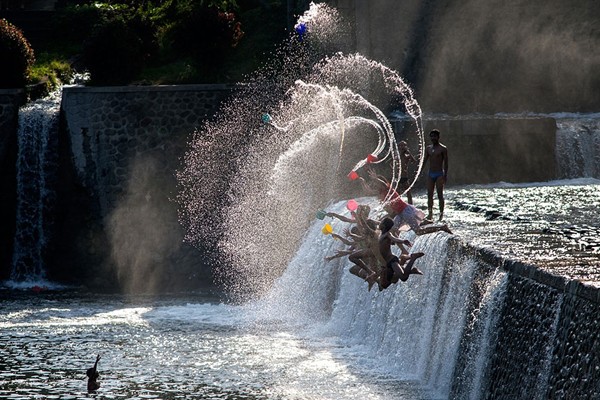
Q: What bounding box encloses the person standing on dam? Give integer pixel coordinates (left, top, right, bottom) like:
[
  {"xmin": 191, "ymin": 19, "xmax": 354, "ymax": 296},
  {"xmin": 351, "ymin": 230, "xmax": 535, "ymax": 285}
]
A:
[{"xmin": 423, "ymin": 129, "xmax": 448, "ymax": 221}]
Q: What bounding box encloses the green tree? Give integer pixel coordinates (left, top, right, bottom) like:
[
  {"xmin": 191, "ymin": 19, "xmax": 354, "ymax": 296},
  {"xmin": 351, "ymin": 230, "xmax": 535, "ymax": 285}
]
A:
[{"xmin": 0, "ymin": 19, "xmax": 35, "ymax": 88}]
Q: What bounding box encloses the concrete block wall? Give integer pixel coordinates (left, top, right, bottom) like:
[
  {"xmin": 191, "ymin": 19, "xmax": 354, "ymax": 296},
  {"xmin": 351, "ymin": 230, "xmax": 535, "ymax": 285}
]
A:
[
  {"xmin": 61, "ymin": 84, "xmax": 232, "ymax": 215},
  {"xmin": 52, "ymin": 84, "xmax": 233, "ymax": 292},
  {"xmin": 448, "ymin": 239, "xmax": 600, "ymax": 398}
]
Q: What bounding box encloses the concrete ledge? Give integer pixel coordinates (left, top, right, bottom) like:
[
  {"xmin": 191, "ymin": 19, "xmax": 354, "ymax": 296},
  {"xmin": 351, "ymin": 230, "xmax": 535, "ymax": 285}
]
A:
[
  {"xmin": 449, "ymin": 236, "xmax": 600, "ymax": 304},
  {"xmin": 62, "ymin": 84, "xmax": 235, "ymax": 94}
]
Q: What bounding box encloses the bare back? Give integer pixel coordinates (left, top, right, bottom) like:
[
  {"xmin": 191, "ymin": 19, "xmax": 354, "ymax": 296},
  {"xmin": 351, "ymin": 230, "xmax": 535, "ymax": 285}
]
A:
[{"xmin": 378, "ymin": 232, "xmax": 394, "ymax": 262}]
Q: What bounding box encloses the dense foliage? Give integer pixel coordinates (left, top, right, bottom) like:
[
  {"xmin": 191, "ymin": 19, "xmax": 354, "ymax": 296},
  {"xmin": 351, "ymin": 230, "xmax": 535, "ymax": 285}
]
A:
[
  {"xmin": 0, "ymin": 18, "xmax": 35, "ymax": 88},
  {"xmin": 45, "ymin": 0, "xmax": 286, "ymax": 85},
  {"xmin": 1, "ymin": 0, "xmax": 295, "ymax": 87}
]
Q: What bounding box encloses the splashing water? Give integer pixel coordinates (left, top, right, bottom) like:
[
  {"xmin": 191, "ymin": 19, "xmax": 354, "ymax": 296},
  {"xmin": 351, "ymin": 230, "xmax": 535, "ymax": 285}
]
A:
[{"xmin": 177, "ymin": 3, "xmax": 424, "ymax": 301}]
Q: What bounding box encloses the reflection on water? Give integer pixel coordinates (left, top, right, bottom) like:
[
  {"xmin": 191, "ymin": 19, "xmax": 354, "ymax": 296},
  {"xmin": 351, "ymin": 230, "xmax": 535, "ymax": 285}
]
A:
[
  {"xmin": 0, "ymin": 292, "xmax": 429, "ymax": 400},
  {"xmin": 443, "ymin": 179, "xmax": 600, "ymax": 282}
]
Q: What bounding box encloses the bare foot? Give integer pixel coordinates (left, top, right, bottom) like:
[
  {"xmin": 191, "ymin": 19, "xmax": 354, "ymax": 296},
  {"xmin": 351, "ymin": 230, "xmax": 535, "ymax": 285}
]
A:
[
  {"xmin": 409, "ymin": 267, "xmax": 424, "ymax": 275},
  {"xmin": 403, "ymin": 252, "xmax": 424, "ymax": 278},
  {"xmin": 366, "ymin": 273, "xmax": 378, "ymax": 291},
  {"xmin": 442, "ymin": 224, "xmax": 453, "ymax": 234}
]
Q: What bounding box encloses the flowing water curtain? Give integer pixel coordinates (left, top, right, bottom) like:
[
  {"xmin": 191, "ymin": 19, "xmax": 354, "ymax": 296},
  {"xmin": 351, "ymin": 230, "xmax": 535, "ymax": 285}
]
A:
[{"xmin": 11, "ymin": 91, "xmax": 61, "ymax": 282}]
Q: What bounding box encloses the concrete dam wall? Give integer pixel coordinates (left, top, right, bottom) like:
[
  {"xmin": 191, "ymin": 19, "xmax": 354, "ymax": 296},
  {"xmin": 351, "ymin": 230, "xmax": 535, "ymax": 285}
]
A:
[{"xmin": 330, "ymin": 0, "xmax": 600, "ymax": 114}]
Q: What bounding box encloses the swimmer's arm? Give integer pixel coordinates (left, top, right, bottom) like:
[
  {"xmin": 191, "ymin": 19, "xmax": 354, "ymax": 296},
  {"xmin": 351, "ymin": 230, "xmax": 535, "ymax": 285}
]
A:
[
  {"xmin": 359, "ymin": 177, "xmax": 377, "ymax": 194},
  {"xmin": 390, "ymin": 235, "xmax": 412, "ymax": 248},
  {"xmin": 348, "ymin": 231, "xmax": 367, "ymax": 242},
  {"xmin": 325, "ymin": 249, "xmax": 353, "ymax": 261},
  {"xmin": 422, "ymin": 146, "xmax": 430, "ymax": 171},
  {"xmin": 92, "ymin": 354, "xmax": 100, "ymax": 373}
]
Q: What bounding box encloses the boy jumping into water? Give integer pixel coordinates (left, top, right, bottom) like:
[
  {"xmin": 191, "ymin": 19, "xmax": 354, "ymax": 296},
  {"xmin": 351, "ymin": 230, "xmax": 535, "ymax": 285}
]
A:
[
  {"xmin": 359, "ymin": 169, "xmax": 452, "ymax": 235},
  {"xmin": 378, "ymin": 217, "xmax": 424, "ymax": 290}
]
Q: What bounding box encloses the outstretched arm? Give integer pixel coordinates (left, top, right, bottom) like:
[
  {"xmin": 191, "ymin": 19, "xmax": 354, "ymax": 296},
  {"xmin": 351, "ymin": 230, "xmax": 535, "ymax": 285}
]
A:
[
  {"xmin": 92, "ymin": 354, "xmax": 100, "ymax": 373},
  {"xmin": 326, "ymin": 212, "xmax": 355, "ymax": 223},
  {"xmin": 390, "ymin": 235, "xmax": 412, "ymax": 254},
  {"xmin": 325, "ymin": 249, "xmax": 354, "ymax": 261},
  {"xmin": 330, "ymin": 233, "xmax": 354, "ymax": 246}
]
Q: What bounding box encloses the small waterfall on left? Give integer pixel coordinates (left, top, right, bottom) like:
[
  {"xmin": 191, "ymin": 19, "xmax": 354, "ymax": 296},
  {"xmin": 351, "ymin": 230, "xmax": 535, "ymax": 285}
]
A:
[{"xmin": 9, "ymin": 90, "xmax": 61, "ymax": 285}]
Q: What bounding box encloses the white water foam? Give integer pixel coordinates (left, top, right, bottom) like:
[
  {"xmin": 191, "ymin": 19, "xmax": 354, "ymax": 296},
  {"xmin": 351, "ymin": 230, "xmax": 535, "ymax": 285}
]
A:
[{"xmin": 241, "ymin": 199, "xmax": 509, "ymax": 398}]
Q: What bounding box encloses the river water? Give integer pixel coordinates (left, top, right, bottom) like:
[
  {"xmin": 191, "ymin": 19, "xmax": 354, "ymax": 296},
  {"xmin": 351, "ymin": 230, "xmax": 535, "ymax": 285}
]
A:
[
  {"xmin": 2, "ymin": 179, "xmax": 599, "ymax": 399},
  {"xmin": 0, "ymin": 291, "xmax": 429, "ymax": 399},
  {"xmin": 2, "ymin": 179, "xmax": 600, "ymax": 399}
]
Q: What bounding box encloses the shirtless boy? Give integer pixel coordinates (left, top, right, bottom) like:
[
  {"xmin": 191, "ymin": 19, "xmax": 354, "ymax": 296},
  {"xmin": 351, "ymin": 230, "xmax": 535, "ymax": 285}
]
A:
[
  {"xmin": 87, "ymin": 354, "xmax": 101, "ymax": 393},
  {"xmin": 423, "ymin": 129, "xmax": 448, "ymax": 221},
  {"xmin": 378, "ymin": 217, "xmax": 424, "ymax": 290}
]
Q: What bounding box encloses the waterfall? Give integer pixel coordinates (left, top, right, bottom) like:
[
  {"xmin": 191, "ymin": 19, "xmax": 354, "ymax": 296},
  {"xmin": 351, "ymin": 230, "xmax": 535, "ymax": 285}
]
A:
[
  {"xmin": 246, "ymin": 199, "xmax": 508, "ymax": 398},
  {"xmin": 10, "ymin": 90, "xmax": 61, "ymax": 283},
  {"xmin": 555, "ymin": 116, "xmax": 600, "ymax": 179},
  {"xmin": 246, "ymin": 197, "xmax": 600, "ymax": 398}
]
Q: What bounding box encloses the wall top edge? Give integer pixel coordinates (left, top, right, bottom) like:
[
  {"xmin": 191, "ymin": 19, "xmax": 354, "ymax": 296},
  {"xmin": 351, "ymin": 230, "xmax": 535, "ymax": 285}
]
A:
[
  {"xmin": 62, "ymin": 84, "xmax": 237, "ymax": 93},
  {"xmin": 0, "ymin": 89, "xmax": 25, "ymax": 95},
  {"xmin": 449, "ymin": 236, "xmax": 600, "ymax": 304}
]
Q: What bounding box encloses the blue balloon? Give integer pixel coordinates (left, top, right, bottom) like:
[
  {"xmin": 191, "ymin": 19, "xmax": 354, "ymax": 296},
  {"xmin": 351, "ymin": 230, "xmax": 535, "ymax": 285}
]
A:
[{"xmin": 295, "ymin": 23, "xmax": 307, "ymax": 41}]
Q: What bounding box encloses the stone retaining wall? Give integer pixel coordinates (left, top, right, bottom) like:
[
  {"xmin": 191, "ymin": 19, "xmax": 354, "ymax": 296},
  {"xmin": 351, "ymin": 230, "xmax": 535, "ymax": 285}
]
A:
[
  {"xmin": 61, "ymin": 84, "xmax": 233, "ymax": 215},
  {"xmin": 450, "ymin": 237, "xmax": 600, "ymax": 398},
  {"xmin": 52, "ymin": 84, "xmax": 233, "ymax": 292},
  {"xmin": 392, "ymin": 117, "xmax": 557, "ymax": 185}
]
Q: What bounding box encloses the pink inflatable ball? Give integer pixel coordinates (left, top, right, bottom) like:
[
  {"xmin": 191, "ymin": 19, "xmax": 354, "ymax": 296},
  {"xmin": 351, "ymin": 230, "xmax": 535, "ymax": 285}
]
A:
[
  {"xmin": 347, "ymin": 171, "xmax": 359, "ymax": 181},
  {"xmin": 366, "ymin": 154, "xmax": 379, "ymax": 163},
  {"xmin": 346, "ymin": 199, "xmax": 358, "ymax": 212}
]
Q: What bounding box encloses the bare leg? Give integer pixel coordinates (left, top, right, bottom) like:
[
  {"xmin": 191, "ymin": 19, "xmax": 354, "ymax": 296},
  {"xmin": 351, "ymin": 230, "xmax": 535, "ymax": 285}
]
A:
[
  {"xmin": 349, "ymin": 252, "xmax": 378, "ymax": 290},
  {"xmin": 436, "ymin": 178, "xmax": 445, "ymax": 221},
  {"xmin": 426, "ymin": 177, "xmax": 435, "ymax": 220},
  {"xmin": 416, "ymin": 224, "xmax": 453, "ymax": 235},
  {"xmin": 405, "ymin": 252, "xmax": 425, "ymax": 275},
  {"xmin": 379, "ymin": 266, "xmax": 392, "ymax": 291},
  {"xmin": 391, "ymin": 260, "xmax": 409, "ymax": 283}
]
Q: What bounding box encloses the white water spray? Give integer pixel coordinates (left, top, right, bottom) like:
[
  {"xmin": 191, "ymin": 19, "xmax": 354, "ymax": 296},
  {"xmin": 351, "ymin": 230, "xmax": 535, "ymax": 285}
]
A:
[{"xmin": 178, "ymin": 4, "xmax": 425, "ymax": 300}]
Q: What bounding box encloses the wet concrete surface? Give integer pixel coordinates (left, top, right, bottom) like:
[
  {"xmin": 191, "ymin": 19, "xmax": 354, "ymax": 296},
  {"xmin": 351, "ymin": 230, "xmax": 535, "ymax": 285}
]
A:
[{"xmin": 430, "ymin": 179, "xmax": 600, "ymax": 286}]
